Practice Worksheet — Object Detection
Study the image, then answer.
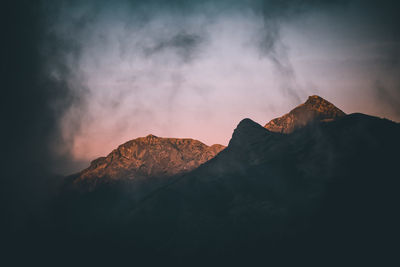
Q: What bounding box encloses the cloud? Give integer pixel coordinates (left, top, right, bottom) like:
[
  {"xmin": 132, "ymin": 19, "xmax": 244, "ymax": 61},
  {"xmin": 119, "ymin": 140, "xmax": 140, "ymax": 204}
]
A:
[
  {"xmin": 143, "ymin": 32, "xmax": 203, "ymax": 63},
  {"xmin": 9, "ymin": 0, "xmax": 397, "ymax": 174},
  {"xmin": 373, "ymin": 80, "xmax": 400, "ymax": 118}
]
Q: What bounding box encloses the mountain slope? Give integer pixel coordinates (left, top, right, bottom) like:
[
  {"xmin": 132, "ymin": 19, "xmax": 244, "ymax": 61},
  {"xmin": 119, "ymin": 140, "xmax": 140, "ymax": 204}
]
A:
[
  {"xmin": 264, "ymin": 95, "xmax": 346, "ymax": 133},
  {"xmin": 118, "ymin": 113, "xmax": 400, "ymax": 262}
]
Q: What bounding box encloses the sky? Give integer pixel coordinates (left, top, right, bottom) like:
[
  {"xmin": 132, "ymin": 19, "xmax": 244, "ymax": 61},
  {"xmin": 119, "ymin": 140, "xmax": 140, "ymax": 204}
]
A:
[{"xmin": 4, "ymin": 0, "xmax": 400, "ymax": 174}]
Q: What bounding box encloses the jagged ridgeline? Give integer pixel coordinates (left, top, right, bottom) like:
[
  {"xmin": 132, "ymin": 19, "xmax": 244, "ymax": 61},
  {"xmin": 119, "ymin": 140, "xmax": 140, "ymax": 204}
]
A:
[
  {"xmin": 68, "ymin": 95, "xmax": 345, "ymax": 189},
  {"xmin": 58, "ymin": 95, "xmax": 400, "ymax": 264}
]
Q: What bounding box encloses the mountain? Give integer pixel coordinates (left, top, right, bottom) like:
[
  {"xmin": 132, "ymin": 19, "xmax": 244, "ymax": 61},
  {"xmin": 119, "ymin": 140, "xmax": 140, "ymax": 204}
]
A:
[
  {"xmin": 70, "ymin": 95, "xmax": 341, "ymax": 187},
  {"xmin": 56, "ymin": 97, "xmax": 400, "ymax": 265},
  {"xmin": 264, "ymin": 95, "xmax": 346, "ymax": 133},
  {"xmin": 118, "ymin": 113, "xmax": 399, "ymax": 263},
  {"xmin": 72, "ymin": 134, "xmax": 225, "ymax": 186}
]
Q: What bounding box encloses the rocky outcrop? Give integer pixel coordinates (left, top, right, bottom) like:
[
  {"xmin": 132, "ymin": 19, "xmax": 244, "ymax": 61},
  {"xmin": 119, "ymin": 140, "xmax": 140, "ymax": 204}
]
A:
[
  {"xmin": 264, "ymin": 95, "xmax": 346, "ymax": 133},
  {"xmin": 73, "ymin": 134, "xmax": 225, "ymax": 184}
]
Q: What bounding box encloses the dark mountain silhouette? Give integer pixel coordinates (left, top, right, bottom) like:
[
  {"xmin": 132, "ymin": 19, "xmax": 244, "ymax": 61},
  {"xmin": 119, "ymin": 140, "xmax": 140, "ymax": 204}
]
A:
[
  {"xmin": 265, "ymin": 95, "xmax": 346, "ymax": 133},
  {"xmin": 55, "ymin": 96, "xmax": 400, "ymax": 265}
]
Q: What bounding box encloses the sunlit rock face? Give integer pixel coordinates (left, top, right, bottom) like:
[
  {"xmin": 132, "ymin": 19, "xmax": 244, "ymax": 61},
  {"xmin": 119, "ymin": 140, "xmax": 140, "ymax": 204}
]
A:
[
  {"xmin": 264, "ymin": 95, "xmax": 346, "ymax": 133},
  {"xmin": 73, "ymin": 134, "xmax": 225, "ymax": 184}
]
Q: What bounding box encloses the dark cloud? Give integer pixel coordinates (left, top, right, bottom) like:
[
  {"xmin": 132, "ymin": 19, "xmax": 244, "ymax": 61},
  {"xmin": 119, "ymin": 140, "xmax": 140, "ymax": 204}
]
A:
[
  {"xmin": 143, "ymin": 32, "xmax": 203, "ymax": 62},
  {"xmin": 1, "ymin": 1, "xmax": 72, "ymax": 258},
  {"xmin": 374, "ymin": 80, "xmax": 400, "ymax": 118}
]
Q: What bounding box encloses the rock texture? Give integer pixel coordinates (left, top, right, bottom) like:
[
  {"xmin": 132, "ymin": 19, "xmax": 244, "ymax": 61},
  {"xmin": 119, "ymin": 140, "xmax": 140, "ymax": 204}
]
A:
[
  {"xmin": 264, "ymin": 95, "xmax": 346, "ymax": 133},
  {"xmin": 73, "ymin": 134, "xmax": 225, "ymax": 184}
]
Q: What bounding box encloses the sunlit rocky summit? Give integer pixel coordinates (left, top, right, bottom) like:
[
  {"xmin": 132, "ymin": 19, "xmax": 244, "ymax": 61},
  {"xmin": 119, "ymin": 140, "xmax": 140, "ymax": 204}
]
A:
[
  {"xmin": 73, "ymin": 134, "xmax": 225, "ymax": 185},
  {"xmin": 265, "ymin": 95, "xmax": 346, "ymax": 133}
]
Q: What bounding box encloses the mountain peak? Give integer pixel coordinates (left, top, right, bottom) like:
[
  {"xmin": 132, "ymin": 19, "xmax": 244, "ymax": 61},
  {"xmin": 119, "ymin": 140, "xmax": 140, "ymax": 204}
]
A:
[
  {"xmin": 303, "ymin": 95, "xmax": 341, "ymax": 111},
  {"xmin": 74, "ymin": 135, "xmax": 225, "ymax": 186},
  {"xmin": 306, "ymin": 95, "xmax": 324, "ymax": 103},
  {"xmin": 229, "ymin": 118, "xmax": 271, "ymax": 148},
  {"xmin": 264, "ymin": 95, "xmax": 346, "ymax": 133},
  {"xmin": 236, "ymin": 118, "xmax": 262, "ymax": 129}
]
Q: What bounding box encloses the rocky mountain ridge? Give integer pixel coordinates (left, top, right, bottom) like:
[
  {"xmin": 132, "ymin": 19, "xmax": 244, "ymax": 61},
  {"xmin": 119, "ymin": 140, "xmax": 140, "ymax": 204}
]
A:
[
  {"xmin": 57, "ymin": 95, "xmax": 400, "ymax": 264},
  {"xmin": 71, "ymin": 95, "xmax": 345, "ymax": 186},
  {"xmin": 73, "ymin": 134, "xmax": 225, "ymax": 185}
]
